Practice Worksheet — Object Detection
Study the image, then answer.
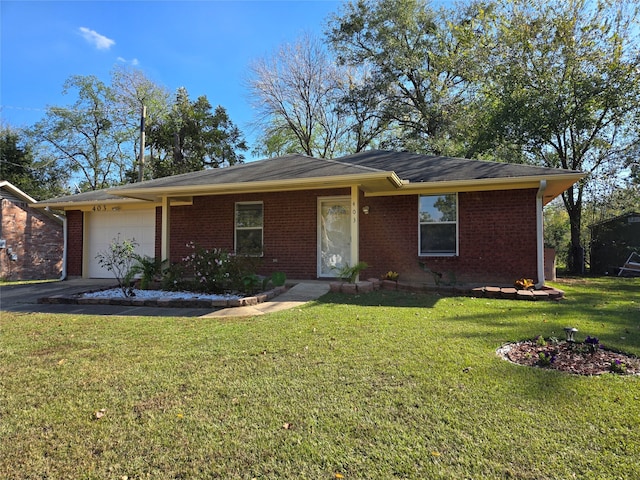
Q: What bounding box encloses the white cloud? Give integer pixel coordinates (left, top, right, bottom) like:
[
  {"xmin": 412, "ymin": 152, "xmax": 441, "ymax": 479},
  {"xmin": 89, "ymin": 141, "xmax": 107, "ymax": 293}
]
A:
[
  {"xmin": 117, "ymin": 57, "xmax": 140, "ymax": 66},
  {"xmin": 79, "ymin": 27, "xmax": 115, "ymax": 50}
]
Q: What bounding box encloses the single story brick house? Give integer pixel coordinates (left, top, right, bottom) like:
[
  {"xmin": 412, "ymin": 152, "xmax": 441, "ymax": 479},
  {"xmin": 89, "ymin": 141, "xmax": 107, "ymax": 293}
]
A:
[
  {"xmin": 34, "ymin": 150, "xmax": 583, "ymax": 286},
  {"xmin": 1, "ymin": 181, "xmax": 64, "ymax": 280}
]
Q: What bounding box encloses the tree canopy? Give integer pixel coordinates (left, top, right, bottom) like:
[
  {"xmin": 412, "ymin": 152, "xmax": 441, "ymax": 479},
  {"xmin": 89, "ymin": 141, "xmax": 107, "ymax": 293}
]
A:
[
  {"xmin": 21, "ymin": 69, "xmax": 248, "ymax": 192},
  {"xmin": 248, "ymin": 34, "xmax": 353, "ymax": 158},
  {"xmin": 327, "ymin": 0, "xmax": 487, "ymax": 155},
  {"xmin": 146, "ymin": 87, "xmax": 247, "ymax": 177},
  {"xmin": 0, "ymin": 125, "xmax": 68, "ymax": 199},
  {"xmin": 476, "ymin": 0, "xmax": 640, "ymax": 271},
  {"xmin": 28, "ymin": 75, "xmax": 129, "ymax": 191}
]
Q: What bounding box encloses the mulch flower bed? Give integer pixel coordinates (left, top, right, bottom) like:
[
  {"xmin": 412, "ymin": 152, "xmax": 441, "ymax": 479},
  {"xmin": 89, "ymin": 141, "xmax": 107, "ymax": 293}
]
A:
[{"xmin": 497, "ymin": 339, "xmax": 640, "ymax": 376}]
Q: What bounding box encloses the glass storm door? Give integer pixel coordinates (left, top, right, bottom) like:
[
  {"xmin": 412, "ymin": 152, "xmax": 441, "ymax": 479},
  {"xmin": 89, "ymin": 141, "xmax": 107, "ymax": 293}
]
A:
[{"xmin": 318, "ymin": 197, "xmax": 351, "ymax": 277}]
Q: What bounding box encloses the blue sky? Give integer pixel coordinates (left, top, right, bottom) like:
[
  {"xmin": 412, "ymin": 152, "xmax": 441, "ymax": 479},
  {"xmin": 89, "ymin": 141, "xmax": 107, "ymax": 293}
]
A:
[{"xmin": 0, "ymin": 0, "xmax": 345, "ymax": 153}]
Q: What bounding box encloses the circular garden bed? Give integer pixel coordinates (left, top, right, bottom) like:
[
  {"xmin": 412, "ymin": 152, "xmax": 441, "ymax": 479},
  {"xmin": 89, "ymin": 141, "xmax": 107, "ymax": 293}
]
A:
[{"xmin": 497, "ymin": 337, "xmax": 640, "ymax": 375}]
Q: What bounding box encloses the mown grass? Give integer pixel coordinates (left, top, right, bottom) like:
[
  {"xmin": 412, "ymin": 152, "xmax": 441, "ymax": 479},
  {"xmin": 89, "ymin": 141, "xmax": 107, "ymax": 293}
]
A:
[{"xmin": 1, "ymin": 277, "xmax": 638, "ymax": 479}]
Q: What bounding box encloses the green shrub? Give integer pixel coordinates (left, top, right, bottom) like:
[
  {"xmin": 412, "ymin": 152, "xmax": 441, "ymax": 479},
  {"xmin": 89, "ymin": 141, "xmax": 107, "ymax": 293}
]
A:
[
  {"xmin": 131, "ymin": 255, "xmax": 166, "ymax": 290},
  {"xmin": 94, "ymin": 236, "xmax": 139, "ymax": 297},
  {"xmin": 333, "ymin": 261, "xmax": 368, "ymax": 283},
  {"xmin": 271, "ymin": 271, "xmax": 287, "ymax": 287},
  {"xmin": 180, "ymin": 243, "xmax": 262, "ymax": 294}
]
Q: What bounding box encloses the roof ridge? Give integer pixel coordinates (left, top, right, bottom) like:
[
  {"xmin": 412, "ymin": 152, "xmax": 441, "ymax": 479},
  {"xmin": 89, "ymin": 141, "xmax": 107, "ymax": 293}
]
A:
[{"xmin": 319, "ymin": 155, "xmax": 389, "ymax": 174}]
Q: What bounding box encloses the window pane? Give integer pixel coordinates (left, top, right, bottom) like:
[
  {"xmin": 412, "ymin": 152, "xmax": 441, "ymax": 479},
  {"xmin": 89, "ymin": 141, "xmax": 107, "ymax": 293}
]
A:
[
  {"xmin": 420, "ymin": 224, "xmax": 456, "ymax": 254},
  {"xmin": 419, "ymin": 194, "xmax": 456, "ymax": 222},
  {"xmin": 236, "ymin": 203, "xmax": 263, "ymax": 228},
  {"xmin": 236, "ymin": 229, "xmax": 262, "ymax": 255}
]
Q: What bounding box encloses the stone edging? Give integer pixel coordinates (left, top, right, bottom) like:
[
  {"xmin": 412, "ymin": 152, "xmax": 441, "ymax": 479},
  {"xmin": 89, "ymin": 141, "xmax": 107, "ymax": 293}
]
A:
[
  {"xmin": 330, "ymin": 278, "xmax": 564, "ymax": 301},
  {"xmin": 38, "ymin": 286, "xmax": 289, "ymax": 309}
]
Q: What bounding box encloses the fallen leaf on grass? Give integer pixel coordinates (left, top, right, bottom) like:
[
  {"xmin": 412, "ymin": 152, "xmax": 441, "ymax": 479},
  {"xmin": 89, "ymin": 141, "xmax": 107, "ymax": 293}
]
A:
[
  {"xmin": 282, "ymin": 422, "xmax": 293, "ymax": 430},
  {"xmin": 335, "ymin": 474, "xmax": 344, "ymax": 479},
  {"xmin": 431, "ymin": 451, "xmax": 441, "ymax": 457},
  {"xmin": 94, "ymin": 408, "xmax": 107, "ymax": 420}
]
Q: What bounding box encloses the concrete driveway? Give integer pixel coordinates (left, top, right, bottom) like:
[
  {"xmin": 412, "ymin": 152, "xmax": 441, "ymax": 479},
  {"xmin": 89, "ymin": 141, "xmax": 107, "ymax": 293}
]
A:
[{"xmin": 0, "ymin": 278, "xmax": 216, "ymax": 317}]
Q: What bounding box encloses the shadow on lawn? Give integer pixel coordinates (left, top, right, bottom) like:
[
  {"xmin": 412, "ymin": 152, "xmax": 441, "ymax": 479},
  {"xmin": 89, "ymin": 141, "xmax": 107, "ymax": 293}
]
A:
[
  {"xmin": 317, "ymin": 290, "xmax": 441, "ymax": 308},
  {"xmin": 318, "ymin": 280, "xmax": 640, "ymax": 356},
  {"xmin": 552, "ymin": 277, "xmax": 640, "ymax": 355}
]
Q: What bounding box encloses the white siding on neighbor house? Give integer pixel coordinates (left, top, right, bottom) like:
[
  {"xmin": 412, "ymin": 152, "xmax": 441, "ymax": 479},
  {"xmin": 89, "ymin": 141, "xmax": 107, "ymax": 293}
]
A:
[{"xmin": 86, "ymin": 209, "xmax": 155, "ymax": 278}]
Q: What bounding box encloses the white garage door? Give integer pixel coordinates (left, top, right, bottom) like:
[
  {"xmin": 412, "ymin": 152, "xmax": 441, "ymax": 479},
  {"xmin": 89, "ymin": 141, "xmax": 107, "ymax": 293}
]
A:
[{"xmin": 86, "ymin": 209, "xmax": 156, "ymax": 278}]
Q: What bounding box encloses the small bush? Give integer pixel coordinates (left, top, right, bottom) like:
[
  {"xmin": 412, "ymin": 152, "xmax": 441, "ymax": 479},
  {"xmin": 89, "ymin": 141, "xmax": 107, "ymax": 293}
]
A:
[
  {"xmin": 131, "ymin": 255, "xmax": 166, "ymax": 290},
  {"xmin": 271, "ymin": 271, "xmax": 287, "ymax": 287},
  {"xmin": 180, "ymin": 243, "xmax": 262, "ymax": 294},
  {"xmin": 333, "ymin": 261, "xmax": 369, "ymax": 283},
  {"xmin": 94, "ymin": 236, "xmax": 139, "ymax": 297}
]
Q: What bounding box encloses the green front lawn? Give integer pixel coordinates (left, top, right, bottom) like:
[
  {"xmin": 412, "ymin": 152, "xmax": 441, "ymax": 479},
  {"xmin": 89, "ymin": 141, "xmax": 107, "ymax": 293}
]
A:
[{"xmin": 1, "ymin": 277, "xmax": 639, "ymax": 479}]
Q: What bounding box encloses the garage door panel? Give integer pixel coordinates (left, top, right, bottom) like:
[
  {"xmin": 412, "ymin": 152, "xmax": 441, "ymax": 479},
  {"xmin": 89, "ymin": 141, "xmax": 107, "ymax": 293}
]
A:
[{"xmin": 87, "ymin": 210, "xmax": 156, "ymax": 278}]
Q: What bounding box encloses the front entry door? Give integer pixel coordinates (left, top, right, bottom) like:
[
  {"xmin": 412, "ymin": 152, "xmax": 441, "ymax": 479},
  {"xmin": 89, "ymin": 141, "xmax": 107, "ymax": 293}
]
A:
[{"xmin": 318, "ymin": 197, "xmax": 351, "ymax": 277}]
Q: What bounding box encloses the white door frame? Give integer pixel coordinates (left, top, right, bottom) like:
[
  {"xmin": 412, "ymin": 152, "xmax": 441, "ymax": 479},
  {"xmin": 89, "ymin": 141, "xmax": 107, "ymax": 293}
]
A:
[
  {"xmin": 317, "ymin": 189, "xmax": 361, "ymax": 279},
  {"xmin": 317, "ymin": 196, "xmax": 351, "ymax": 277}
]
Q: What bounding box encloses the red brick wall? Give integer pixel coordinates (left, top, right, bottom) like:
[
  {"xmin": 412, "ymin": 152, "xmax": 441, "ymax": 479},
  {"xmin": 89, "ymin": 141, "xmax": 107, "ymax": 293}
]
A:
[
  {"xmin": 359, "ymin": 189, "xmax": 539, "ymax": 285},
  {"xmin": 152, "ymin": 187, "xmax": 539, "ymax": 285},
  {"xmin": 66, "ymin": 210, "xmax": 84, "ymax": 277},
  {"xmin": 0, "ymin": 199, "xmax": 64, "ymax": 280},
  {"xmin": 165, "ymin": 188, "xmax": 349, "ymax": 279},
  {"xmin": 359, "ymin": 193, "xmax": 418, "ymax": 280}
]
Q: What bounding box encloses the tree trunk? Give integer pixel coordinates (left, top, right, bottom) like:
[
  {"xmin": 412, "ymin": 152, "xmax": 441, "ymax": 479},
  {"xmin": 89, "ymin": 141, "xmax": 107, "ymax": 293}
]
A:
[{"xmin": 565, "ymin": 188, "xmax": 584, "ymax": 274}]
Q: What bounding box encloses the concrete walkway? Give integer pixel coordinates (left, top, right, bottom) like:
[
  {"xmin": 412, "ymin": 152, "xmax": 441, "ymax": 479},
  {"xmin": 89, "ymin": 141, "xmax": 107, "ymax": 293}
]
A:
[{"xmin": 202, "ymin": 282, "xmax": 330, "ymax": 318}]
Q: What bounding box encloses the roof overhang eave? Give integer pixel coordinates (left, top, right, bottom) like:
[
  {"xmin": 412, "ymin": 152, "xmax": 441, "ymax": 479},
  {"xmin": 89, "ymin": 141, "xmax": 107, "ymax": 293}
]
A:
[
  {"xmin": 113, "ymin": 171, "xmax": 405, "ymax": 201},
  {"xmin": 30, "ymin": 197, "xmax": 154, "ymax": 210},
  {"xmin": 366, "ymin": 172, "xmax": 584, "ymax": 204}
]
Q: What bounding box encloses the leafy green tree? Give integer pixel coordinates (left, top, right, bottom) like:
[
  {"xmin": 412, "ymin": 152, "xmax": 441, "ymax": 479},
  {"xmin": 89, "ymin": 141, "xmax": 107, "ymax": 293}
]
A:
[
  {"xmin": 1, "ymin": 124, "xmax": 68, "ymax": 199},
  {"xmin": 28, "ymin": 75, "xmax": 131, "ymax": 191},
  {"xmin": 146, "ymin": 87, "xmax": 247, "ymax": 177},
  {"xmin": 476, "ymin": 0, "xmax": 640, "ymax": 273},
  {"xmin": 251, "ymin": 119, "xmax": 304, "ymax": 158},
  {"xmin": 327, "ymin": 0, "xmax": 487, "ymax": 155},
  {"xmin": 336, "ymin": 65, "xmax": 392, "ymax": 153}
]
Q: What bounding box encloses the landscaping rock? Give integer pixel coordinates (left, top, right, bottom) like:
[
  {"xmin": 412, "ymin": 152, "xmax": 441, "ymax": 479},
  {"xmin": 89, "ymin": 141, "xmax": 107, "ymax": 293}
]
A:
[
  {"xmin": 485, "ymin": 286, "xmax": 502, "ymax": 298},
  {"xmin": 516, "ymin": 289, "xmax": 535, "ymax": 300},
  {"xmin": 500, "ymin": 287, "xmax": 518, "ymax": 299},
  {"xmin": 341, "ymin": 283, "xmax": 358, "ymax": 294},
  {"xmin": 356, "ymin": 281, "xmax": 373, "ymax": 293}
]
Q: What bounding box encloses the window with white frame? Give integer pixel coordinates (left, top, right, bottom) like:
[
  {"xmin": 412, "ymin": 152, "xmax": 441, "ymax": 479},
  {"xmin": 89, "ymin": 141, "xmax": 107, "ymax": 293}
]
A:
[
  {"xmin": 235, "ymin": 202, "xmax": 263, "ymax": 255},
  {"xmin": 419, "ymin": 194, "xmax": 457, "ymax": 256}
]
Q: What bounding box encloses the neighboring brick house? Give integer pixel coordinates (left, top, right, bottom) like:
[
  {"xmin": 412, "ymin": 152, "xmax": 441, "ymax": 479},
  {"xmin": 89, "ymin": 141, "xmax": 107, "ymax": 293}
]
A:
[
  {"xmin": 34, "ymin": 150, "xmax": 583, "ymax": 286},
  {"xmin": 0, "ymin": 181, "xmax": 63, "ymax": 280}
]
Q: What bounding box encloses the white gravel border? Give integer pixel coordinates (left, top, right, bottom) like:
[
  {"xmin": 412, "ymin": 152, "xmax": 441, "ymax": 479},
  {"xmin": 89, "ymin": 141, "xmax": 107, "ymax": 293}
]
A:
[{"xmin": 83, "ymin": 288, "xmax": 241, "ymax": 301}]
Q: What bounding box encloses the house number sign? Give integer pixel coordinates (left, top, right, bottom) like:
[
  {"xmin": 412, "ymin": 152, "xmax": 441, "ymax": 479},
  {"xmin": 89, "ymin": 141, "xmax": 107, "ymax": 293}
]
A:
[{"xmin": 92, "ymin": 205, "xmax": 108, "ymax": 212}]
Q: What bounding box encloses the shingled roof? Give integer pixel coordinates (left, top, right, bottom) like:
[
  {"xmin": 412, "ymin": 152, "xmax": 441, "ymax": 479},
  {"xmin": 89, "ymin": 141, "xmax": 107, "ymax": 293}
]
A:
[
  {"xmin": 34, "ymin": 150, "xmax": 583, "ymax": 208},
  {"xmin": 339, "ymin": 150, "xmax": 579, "ymax": 183}
]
